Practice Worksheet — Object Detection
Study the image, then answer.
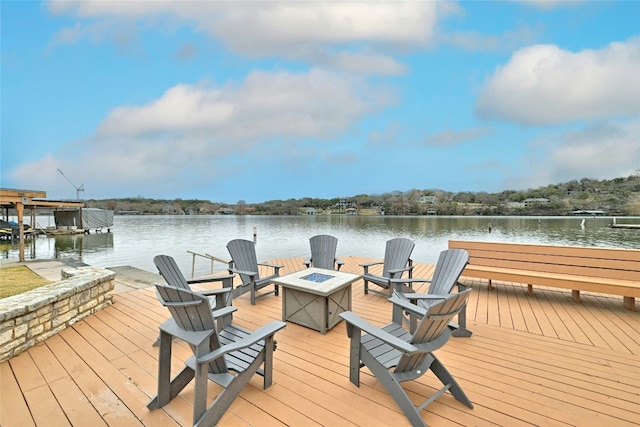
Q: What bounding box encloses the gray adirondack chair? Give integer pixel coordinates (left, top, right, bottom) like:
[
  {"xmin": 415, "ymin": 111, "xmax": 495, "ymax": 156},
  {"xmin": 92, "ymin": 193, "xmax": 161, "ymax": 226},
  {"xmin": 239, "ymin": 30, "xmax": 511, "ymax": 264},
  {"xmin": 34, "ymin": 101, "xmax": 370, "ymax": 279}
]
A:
[
  {"xmin": 153, "ymin": 254, "xmax": 235, "ymax": 330},
  {"xmin": 147, "ymin": 283, "xmax": 286, "ymax": 427},
  {"xmin": 303, "ymin": 234, "xmax": 344, "ymax": 270},
  {"xmin": 340, "ymin": 289, "xmax": 473, "ymax": 427},
  {"xmin": 390, "ymin": 249, "xmax": 472, "ymax": 337},
  {"xmin": 226, "ymin": 239, "xmax": 283, "ymax": 305},
  {"xmin": 360, "ymin": 237, "xmax": 415, "ymax": 295}
]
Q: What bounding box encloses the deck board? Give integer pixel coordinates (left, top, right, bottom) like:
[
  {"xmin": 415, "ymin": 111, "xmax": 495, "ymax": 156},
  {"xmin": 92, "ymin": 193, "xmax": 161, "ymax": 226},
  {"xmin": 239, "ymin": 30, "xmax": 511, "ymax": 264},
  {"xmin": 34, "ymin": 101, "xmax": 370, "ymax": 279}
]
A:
[
  {"xmin": 0, "ymin": 362, "xmax": 36, "ymax": 427},
  {"xmin": 2, "ymin": 256, "xmax": 639, "ymax": 426}
]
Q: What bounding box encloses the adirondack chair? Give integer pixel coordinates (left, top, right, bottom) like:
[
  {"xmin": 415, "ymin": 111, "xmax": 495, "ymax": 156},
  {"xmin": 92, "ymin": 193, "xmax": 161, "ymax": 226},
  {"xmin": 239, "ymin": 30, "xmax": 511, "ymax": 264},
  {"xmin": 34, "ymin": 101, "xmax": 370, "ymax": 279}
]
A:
[
  {"xmin": 360, "ymin": 237, "xmax": 415, "ymax": 295},
  {"xmin": 340, "ymin": 289, "xmax": 474, "ymax": 427},
  {"xmin": 153, "ymin": 254, "xmax": 235, "ymax": 330},
  {"xmin": 303, "ymin": 234, "xmax": 344, "ymax": 270},
  {"xmin": 226, "ymin": 238, "xmax": 283, "ymax": 305},
  {"xmin": 390, "ymin": 249, "xmax": 471, "ymax": 337},
  {"xmin": 147, "ymin": 283, "xmax": 286, "ymax": 427}
]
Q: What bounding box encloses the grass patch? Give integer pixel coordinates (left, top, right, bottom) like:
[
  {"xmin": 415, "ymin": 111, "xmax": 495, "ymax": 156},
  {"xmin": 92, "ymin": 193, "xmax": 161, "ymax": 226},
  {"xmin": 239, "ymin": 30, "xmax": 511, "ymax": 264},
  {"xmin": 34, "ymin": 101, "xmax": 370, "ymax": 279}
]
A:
[{"xmin": 0, "ymin": 265, "xmax": 52, "ymax": 299}]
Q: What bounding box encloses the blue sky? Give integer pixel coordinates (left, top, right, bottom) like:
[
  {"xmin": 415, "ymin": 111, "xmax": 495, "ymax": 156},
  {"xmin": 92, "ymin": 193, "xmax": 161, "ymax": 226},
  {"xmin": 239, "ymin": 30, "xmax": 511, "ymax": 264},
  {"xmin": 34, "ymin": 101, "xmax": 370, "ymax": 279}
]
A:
[{"xmin": 2, "ymin": 1, "xmax": 639, "ymax": 203}]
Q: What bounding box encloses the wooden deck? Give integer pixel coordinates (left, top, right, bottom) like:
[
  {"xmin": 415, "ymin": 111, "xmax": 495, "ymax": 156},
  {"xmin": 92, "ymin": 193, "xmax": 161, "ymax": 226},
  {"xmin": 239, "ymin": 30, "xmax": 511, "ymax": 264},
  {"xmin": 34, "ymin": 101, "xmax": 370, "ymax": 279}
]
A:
[{"xmin": 2, "ymin": 256, "xmax": 639, "ymax": 426}]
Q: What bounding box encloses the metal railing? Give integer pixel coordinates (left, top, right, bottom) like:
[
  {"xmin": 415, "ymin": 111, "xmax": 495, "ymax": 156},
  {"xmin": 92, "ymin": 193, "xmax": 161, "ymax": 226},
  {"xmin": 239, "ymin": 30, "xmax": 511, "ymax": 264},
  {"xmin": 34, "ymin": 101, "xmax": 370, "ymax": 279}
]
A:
[{"xmin": 187, "ymin": 250, "xmax": 229, "ymax": 279}]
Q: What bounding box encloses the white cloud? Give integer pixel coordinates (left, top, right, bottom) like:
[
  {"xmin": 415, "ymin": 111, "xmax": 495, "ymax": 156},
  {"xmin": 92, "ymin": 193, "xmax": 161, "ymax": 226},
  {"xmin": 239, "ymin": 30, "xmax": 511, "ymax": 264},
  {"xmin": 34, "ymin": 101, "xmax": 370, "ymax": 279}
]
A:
[
  {"xmin": 425, "ymin": 127, "xmax": 493, "ymax": 146},
  {"xmin": 324, "ymin": 50, "xmax": 407, "ymax": 76},
  {"xmin": 546, "ymin": 119, "xmax": 639, "ymax": 181},
  {"xmin": 98, "ymin": 69, "xmax": 390, "ymax": 141},
  {"xmin": 515, "ymin": 0, "xmax": 581, "ymax": 10},
  {"xmin": 10, "ymin": 68, "xmax": 393, "ymax": 199},
  {"xmin": 506, "ymin": 119, "xmax": 639, "ymax": 189},
  {"xmin": 442, "ymin": 26, "xmax": 538, "ymax": 52},
  {"xmin": 367, "ymin": 121, "xmax": 403, "ymax": 148},
  {"xmin": 48, "ymin": 22, "xmax": 83, "ymax": 46},
  {"xmin": 476, "ymin": 38, "xmax": 640, "ymax": 125},
  {"xmin": 46, "ymin": 1, "xmax": 446, "ymax": 74}
]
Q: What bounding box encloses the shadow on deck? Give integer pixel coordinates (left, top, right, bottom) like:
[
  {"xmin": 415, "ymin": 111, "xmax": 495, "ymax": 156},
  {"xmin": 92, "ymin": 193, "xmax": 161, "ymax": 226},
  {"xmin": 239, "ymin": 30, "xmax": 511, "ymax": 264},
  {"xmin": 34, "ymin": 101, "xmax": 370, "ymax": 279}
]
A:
[{"xmin": 2, "ymin": 256, "xmax": 639, "ymax": 426}]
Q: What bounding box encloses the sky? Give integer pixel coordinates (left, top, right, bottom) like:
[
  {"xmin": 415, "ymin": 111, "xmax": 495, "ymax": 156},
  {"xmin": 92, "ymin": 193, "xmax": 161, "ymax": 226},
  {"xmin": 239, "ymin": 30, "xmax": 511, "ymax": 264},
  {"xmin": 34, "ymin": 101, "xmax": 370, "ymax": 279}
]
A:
[{"xmin": 2, "ymin": 1, "xmax": 639, "ymax": 204}]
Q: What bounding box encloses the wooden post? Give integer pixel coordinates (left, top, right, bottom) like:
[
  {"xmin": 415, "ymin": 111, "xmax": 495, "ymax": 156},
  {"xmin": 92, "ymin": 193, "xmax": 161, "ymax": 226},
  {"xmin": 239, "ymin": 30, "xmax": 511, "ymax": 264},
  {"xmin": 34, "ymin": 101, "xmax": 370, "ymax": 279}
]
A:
[
  {"xmin": 16, "ymin": 201, "xmax": 25, "ymax": 262},
  {"xmin": 572, "ymin": 290, "xmax": 581, "ymax": 303}
]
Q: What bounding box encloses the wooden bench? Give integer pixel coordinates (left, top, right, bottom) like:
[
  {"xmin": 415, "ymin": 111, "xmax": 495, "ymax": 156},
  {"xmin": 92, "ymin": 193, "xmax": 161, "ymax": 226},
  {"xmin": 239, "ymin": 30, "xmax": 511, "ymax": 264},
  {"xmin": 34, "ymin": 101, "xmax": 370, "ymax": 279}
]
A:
[{"xmin": 448, "ymin": 240, "xmax": 640, "ymax": 311}]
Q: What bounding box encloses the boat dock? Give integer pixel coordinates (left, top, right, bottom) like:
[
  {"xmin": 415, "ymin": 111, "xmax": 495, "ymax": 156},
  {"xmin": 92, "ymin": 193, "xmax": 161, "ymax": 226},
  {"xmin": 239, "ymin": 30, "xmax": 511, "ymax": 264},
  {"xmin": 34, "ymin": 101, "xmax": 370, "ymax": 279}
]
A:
[{"xmin": 610, "ymin": 223, "xmax": 640, "ymax": 229}]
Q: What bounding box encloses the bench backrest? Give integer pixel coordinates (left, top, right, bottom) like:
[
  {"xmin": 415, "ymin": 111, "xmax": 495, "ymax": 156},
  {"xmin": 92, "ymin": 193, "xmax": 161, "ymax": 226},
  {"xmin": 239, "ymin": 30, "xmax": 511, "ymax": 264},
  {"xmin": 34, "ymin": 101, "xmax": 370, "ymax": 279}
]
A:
[{"xmin": 448, "ymin": 240, "xmax": 640, "ymax": 282}]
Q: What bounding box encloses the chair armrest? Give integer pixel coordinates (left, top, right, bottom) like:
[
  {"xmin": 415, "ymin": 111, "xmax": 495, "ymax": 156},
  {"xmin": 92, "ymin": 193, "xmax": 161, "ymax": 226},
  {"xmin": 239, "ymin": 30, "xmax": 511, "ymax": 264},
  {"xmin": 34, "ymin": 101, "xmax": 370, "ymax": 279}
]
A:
[
  {"xmin": 193, "ymin": 287, "xmax": 232, "ymax": 297},
  {"xmin": 387, "ymin": 266, "xmax": 413, "ymax": 276},
  {"xmin": 389, "ymin": 277, "xmax": 433, "ymax": 286},
  {"xmin": 160, "ymin": 299, "xmax": 202, "ymax": 308},
  {"xmin": 360, "ymin": 260, "xmax": 382, "ymax": 275},
  {"xmin": 197, "ymin": 321, "xmax": 287, "ymax": 363},
  {"xmin": 340, "ymin": 312, "xmax": 417, "ymax": 353},
  {"xmin": 229, "ymin": 268, "xmax": 258, "ymax": 278},
  {"xmin": 359, "ymin": 261, "xmax": 383, "ymax": 268},
  {"xmin": 258, "ymin": 262, "xmax": 284, "ymax": 269},
  {"xmin": 336, "ymin": 258, "xmax": 344, "ymax": 267},
  {"xmin": 303, "ymin": 258, "xmax": 312, "ymax": 268},
  {"xmin": 259, "ymin": 262, "xmax": 283, "ymax": 276},
  {"xmin": 211, "ymin": 306, "xmax": 237, "ymax": 319},
  {"xmin": 406, "ymin": 293, "xmax": 446, "ymax": 300},
  {"xmin": 388, "ymin": 295, "xmax": 427, "ymax": 318},
  {"xmin": 187, "ymin": 273, "xmax": 235, "ymax": 285}
]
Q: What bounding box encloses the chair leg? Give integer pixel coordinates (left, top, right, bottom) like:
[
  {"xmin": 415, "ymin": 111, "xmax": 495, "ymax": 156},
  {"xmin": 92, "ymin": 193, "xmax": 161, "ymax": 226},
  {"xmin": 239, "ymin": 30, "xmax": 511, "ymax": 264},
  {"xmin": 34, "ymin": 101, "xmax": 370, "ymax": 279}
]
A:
[
  {"xmin": 347, "ymin": 326, "xmax": 362, "ymax": 387},
  {"xmin": 193, "ymin": 358, "xmax": 209, "ymax": 424},
  {"xmin": 263, "ymin": 335, "xmax": 275, "ymax": 388},
  {"xmin": 364, "ymin": 279, "xmax": 369, "ymax": 294},
  {"xmin": 360, "ymin": 350, "xmax": 425, "ymax": 427},
  {"xmin": 429, "ymin": 354, "xmax": 473, "ymax": 409},
  {"xmin": 452, "ymin": 283, "xmax": 472, "ymax": 337},
  {"xmin": 391, "ymin": 302, "xmax": 404, "ymax": 325},
  {"xmin": 195, "ymin": 355, "xmax": 265, "ymax": 427},
  {"xmin": 148, "ymin": 331, "xmax": 195, "ymax": 410}
]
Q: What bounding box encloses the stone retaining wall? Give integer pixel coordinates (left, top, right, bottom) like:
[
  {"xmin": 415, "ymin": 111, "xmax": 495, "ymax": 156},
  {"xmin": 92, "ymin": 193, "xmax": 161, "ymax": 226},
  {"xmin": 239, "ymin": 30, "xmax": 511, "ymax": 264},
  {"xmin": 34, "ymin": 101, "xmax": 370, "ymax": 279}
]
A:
[{"xmin": 0, "ymin": 266, "xmax": 116, "ymax": 362}]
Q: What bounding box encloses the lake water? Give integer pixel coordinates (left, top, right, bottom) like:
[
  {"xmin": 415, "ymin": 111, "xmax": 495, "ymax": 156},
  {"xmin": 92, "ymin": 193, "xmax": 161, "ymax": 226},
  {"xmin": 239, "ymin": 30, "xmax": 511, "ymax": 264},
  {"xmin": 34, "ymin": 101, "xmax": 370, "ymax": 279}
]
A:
[{"xmin": 2, "ymin": 215, "xmax": 639, "ymax": 277}]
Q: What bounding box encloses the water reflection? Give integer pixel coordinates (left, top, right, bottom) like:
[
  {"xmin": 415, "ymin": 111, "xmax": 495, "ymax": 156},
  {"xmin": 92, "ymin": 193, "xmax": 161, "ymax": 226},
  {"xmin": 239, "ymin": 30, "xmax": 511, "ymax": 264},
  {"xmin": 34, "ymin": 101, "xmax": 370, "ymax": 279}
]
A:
[
  {"xmin": 53, "ymin": 233, "xmax": 114, "ymax": 258},
  {"xmin": 2, "ymin": 215, "xmax": 638, "ymax": 276}
]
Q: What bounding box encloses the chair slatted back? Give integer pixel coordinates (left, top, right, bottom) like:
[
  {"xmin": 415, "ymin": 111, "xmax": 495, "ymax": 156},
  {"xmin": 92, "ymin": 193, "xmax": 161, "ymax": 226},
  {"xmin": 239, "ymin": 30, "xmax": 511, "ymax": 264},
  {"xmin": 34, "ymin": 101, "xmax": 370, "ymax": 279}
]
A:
[
  {"xmin": 154, "ymin": 255, "xmax": 190, "ymax": 289},
  {"xmin": 382, "ymin": 238, "xmax": 415, "ymax": 278},
  {"xmin": 154, "ymin": 283, "xmax": 227, "ymax": 373},
  {"xmin": 396, "ymin": 289, "xmax": 472, "ymax": 373},
  {"xmin": 309, "ymin": 234, "xmax": 339, "ymax": 270},
  {"xmin": 428, "ymin": 249, "xmax": 469, "ymax": 295},
  {"xmin": 227, "ymin": 239, "xmax": 261, "ymax": 284}
]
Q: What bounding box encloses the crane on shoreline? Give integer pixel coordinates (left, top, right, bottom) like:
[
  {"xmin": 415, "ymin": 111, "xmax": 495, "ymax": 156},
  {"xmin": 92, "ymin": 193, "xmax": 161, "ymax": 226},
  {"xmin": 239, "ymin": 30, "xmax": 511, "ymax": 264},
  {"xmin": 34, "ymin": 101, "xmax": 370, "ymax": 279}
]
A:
[{"xmin": 57, "ymin": 168, "xmax": 85, "ymax": 200}]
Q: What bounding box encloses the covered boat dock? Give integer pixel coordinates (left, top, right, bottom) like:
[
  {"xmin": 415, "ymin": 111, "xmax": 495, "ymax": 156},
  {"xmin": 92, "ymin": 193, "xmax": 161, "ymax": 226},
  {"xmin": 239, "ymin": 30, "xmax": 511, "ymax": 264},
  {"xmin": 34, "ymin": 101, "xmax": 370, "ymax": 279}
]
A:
[{"xmin": 0, "ymin": 188, "xmax": 84, "ymax": 261}]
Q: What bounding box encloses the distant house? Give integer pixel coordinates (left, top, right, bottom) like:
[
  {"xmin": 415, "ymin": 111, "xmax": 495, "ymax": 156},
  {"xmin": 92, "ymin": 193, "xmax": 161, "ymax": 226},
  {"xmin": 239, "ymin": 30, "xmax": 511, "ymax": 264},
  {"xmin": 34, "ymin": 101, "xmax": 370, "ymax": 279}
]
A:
[
  {"xmin": 306, "ymin": 207, "xmax": 317, "ymax": 215},
  {"xmin": 571, "ymin": 210, "xmax": 605, "ymax": 216},
  {"xmin": 523, "ymin": 198, "xmax": 550, "ymax": 207},
  {"xmin": 358, "ymin": 208, "xmax": 382, "ymax": 216},
  {"xmin": 419, "ymin": 195, "xmax": 437, "ymax": 204}
]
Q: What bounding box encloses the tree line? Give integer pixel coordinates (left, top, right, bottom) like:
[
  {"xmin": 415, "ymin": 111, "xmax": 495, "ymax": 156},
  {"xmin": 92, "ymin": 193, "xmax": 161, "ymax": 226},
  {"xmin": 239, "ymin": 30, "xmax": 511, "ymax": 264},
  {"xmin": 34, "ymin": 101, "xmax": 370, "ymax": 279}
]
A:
[{"xmin": 84, "ymin": 175, "xmax": 640, "ymax": 216}]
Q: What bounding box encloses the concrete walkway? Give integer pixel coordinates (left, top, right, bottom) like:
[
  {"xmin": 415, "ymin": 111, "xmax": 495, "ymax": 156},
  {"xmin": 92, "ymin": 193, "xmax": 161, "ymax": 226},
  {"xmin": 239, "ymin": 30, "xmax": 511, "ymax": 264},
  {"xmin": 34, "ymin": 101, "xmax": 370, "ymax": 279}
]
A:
[{"xmin": 0, "ymin": 259, "xmax": 161, "ymax": 294}]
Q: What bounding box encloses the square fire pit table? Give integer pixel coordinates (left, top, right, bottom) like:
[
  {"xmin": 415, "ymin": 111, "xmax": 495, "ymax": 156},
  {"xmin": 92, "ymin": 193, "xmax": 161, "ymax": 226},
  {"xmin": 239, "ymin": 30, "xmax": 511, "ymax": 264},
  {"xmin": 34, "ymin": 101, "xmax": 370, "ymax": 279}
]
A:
[{"xmin": 272, "ymin": 267, "xmax": 362, "ymax": 334}]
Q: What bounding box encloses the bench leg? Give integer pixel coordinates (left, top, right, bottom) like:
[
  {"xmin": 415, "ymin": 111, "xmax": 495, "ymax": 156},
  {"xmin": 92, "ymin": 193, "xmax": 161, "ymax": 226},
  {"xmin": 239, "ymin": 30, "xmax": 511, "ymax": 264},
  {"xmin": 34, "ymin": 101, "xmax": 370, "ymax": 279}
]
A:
[
  {"xmin": 572, "ymin": 290, "xmax": 581, "ymax": 303},
  {"xmin": 452, "ymin": 283, "xmax": 472, "ymax": 338},
  {"xmin": 527, "ymin": 284, "xmax": 533, "ymax": 296},
  {"xmin": 488, "ymin": 279, "xmax": 493, "ymax": 291},
  {"xmin": 623, "ymin": 297, "xmax": 636, "ymax": 311}
]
